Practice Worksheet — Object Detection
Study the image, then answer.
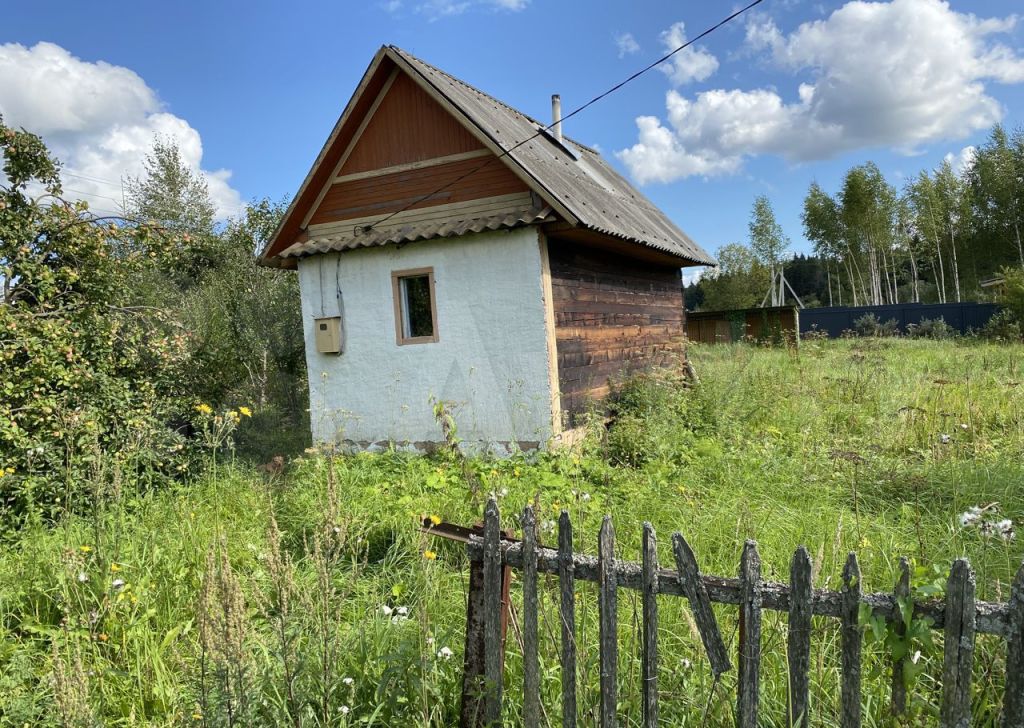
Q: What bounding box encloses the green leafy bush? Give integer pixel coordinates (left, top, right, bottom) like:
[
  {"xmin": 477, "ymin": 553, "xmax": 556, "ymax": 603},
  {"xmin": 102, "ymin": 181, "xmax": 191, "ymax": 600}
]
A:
[
  {"xmin": 981, "ymin": 308, "xmax": 1023, "ymax": 342},
  {"xmin": 906, "ymin": 317, "xmax": 955, "ymax": 340},
  {"xmin": 853, "ymin": 312, "xmax": 899, "ymax": 337},
  {"xmin": 0, "ymin": 120, "xmax": 195, "ymax": 521}
]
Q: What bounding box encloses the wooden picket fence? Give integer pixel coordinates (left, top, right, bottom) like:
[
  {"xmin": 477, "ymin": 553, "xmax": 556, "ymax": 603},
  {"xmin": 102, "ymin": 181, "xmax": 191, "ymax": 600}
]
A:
[{"xmin": 440, "ymin": 497, "xmax": 1024, "ymax": 728}]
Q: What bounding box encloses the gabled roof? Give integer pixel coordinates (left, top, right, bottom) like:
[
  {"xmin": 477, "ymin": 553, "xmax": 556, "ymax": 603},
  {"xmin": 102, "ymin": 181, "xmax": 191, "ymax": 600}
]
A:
[{"xmin": 259, "ymin": 45, "xmax": 714, "ymax": 267}]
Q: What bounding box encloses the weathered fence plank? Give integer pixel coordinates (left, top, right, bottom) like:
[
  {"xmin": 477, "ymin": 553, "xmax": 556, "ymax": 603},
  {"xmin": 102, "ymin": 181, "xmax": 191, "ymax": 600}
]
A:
[
  {"xmin": 738, "ymin": 540, "xmax": 762, "ymax": 728},
  {"xmin": 671, "ymin": 532, "xmax": 731, "ymax": 676},
  {"xmin": 558, "ymin": 511, "xmax": 577, "ymax": 728},
  {"xmin": 1004, "ymin": 562, "xmax": 1024, "ymax": 727},
  {"xmin": 891, "ymin": 558, "xmax": 911, "ymax": 717},
  {"xmin": 940, "ymin": 559, "xmax": 975, "ymax": 728},
  {"xmin": 451, "ymin": 518, "xmax": 1024, "ymax": 728},
  {"xmin": 483, "ymin": 498, "xmax": 503, "ymax": 726},
  {"xmin": 598, "ymin": 516, "xmax": 618, "ymax": 728},
  {"xmin": 521, "ymin": 506, "xmax": 540, "ymax": 727},
  {"xmin": 470, "ymin": 540, "xmax": 1011, "ymax": 636},
  {"xmin": 641, "ymin": 523, "xmax": 659, "ymax": 728},
  {"xmin": 841, "ymin": 553, "xmax": 862, "ymax": 728},
  {"xmin": 461, "ymin": 552, "xmax": 487, "ymax": 727},
  {"xmin": 788, "ymin": 547, "xmax": 812, "ymax": 728}
]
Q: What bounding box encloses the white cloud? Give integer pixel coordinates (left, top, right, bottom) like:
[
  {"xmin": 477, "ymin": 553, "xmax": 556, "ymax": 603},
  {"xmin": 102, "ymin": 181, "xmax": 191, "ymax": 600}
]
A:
[
  {"xmin": 945, "ymin": 145, "xmax": 977, "ymax": 176},
  {"xmin": 658, "ymin": 22, "xmax": 719, "ymax": 86},
  {"xmin": 615, "ymin": 32, "xmax": 640, "ymax": 58},
  {"xmin": 407, "ymin": 0, "xmax": 527, "ymax": 19},
  {"xmin": 618, "ymin": 0, "xmax": 1024, "ymax": 183},
  {"xmin": 682, "ymin": 266, "xmax": 709, "ymax": 286},
  {"xmin": 0, "ymin": 42, "xmax": 242, "ymax": 219}
]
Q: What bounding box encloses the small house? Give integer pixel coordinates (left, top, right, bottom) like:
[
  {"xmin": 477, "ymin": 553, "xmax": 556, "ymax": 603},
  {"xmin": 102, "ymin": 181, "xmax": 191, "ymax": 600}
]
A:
[{"xmin": 258, "ymin": 45, "xmax": 714, "ymax": 453}]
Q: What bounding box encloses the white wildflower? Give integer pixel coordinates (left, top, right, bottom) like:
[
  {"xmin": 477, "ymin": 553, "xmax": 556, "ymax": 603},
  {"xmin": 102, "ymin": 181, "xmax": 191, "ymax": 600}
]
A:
[
  {"xmin": 581, "ymin": 492, "xmax": 591, "ymax": 502},
  {"xmin": 426, "ymin": 636, "xmax": 436, "ymax": 646},
  {"xmin": 379, "ymin": 605, "xmax": 394, "ymax": 616},
  {"xmin": 680, "ymin": 657, "xmax": 692, "ymax": 670},
  {"xmin": 339, "ymin": 705, "xmax": 350, "ymax": 715},
  {"xmin": 396, "ymin": 606, "xmax": 409, "ymax": 617},
  {"xmin": 342, "ymin": 676, "xmax": 354, "ymax": 686},
  {"xmin": 960, "ymin": 423, "xmax": 969, "ymax": 430},
  {"xmin": 940, "ymin": 433, "xmax": 951, "ymax": 444},
  {"xmin": 959, "ymin": 507, "xmax": 983, "ymax": 527},
  {"xmin": 994, "ymin": 519, "xmax": 1016, "ymax": 541},
  {"xmin": 112, "ymin": 579, "xmax": 125, "ymax": 590},
  {"xmin": 437, "ymin": 646, "xmax": 454, "ymax": 660},
  {"xmin": 911, "ymin": 650, "xmax": 922, "ymax": 664},
  {"xmin": 77, "ymin": 572, "xmax": 88, "ymax": 583}
]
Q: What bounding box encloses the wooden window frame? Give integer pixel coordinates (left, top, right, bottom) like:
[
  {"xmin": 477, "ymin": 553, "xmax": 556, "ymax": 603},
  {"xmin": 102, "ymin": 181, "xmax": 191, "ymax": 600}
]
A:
[{"xmin": 391, "ymin": 267, "xmax": 440, "ymax": 345}]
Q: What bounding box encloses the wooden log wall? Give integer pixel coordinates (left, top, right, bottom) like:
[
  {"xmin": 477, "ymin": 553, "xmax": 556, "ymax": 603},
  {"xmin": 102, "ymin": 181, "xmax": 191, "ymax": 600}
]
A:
[{"xmin": 548, "ymin": 240, "xmax": 686, "ymax": 426}]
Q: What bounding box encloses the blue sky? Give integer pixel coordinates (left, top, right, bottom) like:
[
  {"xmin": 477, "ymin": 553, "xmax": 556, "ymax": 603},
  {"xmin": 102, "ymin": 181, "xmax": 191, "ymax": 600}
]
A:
[{"xmin": 3, "ymin": 0, "xmax": 1024, "ymax": 275}]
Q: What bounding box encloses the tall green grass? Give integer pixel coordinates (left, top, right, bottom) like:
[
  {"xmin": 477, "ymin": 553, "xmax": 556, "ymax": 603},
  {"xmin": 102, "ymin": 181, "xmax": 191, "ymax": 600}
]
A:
[{"xmin": 1, "ymin": 338, "xmax": 1022, "ymax": 725}]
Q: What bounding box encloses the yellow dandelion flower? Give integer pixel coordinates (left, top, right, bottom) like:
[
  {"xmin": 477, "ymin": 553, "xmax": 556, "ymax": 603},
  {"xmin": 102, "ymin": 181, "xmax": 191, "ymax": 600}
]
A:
[
  {"xmin": 79, "ymin": 545, "xmax": 92, "ymax": 553},
  {"xmin": 238, "ymin": 406, "xmax": 252, "ymax": 417},
  {"xmin": 195, "ymin": 403, "xmax": 212, "ymax": 415},
  {"xmin": 110, "ymin": 563, "xmax": 121, "ymax": 572},
  {"xmin": 429, "ymin": 514, "xmax": 442, "ymax": 526},
  {"xmin": 513, "ymin": 467, "xmax": 521, "ymax": 478},
  {"xmin": 98, "ymin": 633, "xmax": 108, "ymax": 642},
  {"xmin": 423, "ymin": 550, "xmax": 438, "ymax": 561}
]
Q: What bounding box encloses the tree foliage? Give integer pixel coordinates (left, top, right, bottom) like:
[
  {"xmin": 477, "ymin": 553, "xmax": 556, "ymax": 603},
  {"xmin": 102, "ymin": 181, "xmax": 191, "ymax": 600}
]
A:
[
  {"xmin": 0, "ymin": 119, "xmax": 192, "ymax": 520},
  {"xmin": 122, "ymin": 138, "xmax": 307, "ymax": 456},
  {"xmin": 0, "ymin": 120, "xmax": 307, "ymax": 522},
  {"xmin": 699, "ymin": 242, "xmax": 767, "ymax": 310}
]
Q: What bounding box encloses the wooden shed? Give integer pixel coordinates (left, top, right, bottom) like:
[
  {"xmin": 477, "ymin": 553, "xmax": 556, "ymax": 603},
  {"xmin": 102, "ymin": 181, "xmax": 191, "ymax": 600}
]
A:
[{"xmin": 259, "ymin": 45, "xmax": 714, "ymax": 452}]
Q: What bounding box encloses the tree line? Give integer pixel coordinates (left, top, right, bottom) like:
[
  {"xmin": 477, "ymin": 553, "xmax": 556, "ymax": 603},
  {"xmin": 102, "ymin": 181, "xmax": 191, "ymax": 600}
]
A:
[{"xmin": 687, "ymin": 124, "xmax": 1024, "ymax": 312}]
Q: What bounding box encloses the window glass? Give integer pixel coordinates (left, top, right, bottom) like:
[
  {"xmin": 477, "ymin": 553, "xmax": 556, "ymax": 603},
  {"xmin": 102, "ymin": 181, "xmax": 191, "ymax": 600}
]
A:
[{"xmin": 398, "ymin": 273, "xmax": 435, "ymax": 341}]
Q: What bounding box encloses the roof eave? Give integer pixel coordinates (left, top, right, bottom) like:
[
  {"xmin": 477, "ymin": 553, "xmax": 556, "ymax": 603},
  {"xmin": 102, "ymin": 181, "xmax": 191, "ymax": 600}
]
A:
[
  {"xmin": 386, "ymin": 46, "xmax": 581, "ymax": 229},
  {"xmin": 258, "ymin": 46, "xmax": 393, "ymax": 263}
]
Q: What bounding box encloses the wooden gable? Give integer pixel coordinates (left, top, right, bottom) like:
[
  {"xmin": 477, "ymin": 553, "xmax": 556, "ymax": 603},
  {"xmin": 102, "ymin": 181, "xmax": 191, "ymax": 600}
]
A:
[
  {"xmin": 339, "ymin": 71, "xmax": 483, "ymax": 175},
  {"xmin": 303, "ymin": 68, "xmax": 532, "ymax": 236}
]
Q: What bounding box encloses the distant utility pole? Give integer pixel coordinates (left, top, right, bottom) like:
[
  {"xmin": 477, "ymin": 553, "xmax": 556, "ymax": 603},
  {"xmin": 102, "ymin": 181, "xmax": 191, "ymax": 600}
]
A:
[{"xmin": 760, "ymin": 268, "xmax": 805, "ymax": 309}]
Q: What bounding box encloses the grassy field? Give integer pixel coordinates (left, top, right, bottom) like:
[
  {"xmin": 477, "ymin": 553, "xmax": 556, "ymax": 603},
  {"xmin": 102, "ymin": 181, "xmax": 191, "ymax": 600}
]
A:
[{"xmin": 2, "ymin": 338, "xmax": 1024, "ymax": 726}]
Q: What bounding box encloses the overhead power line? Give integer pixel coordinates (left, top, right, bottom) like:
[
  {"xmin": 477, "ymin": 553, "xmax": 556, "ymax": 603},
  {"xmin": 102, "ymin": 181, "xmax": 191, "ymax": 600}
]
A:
[
  {"xmin": 62, "ymin": 170, "xmax": 122, "ymax": 187},
  {"xmin": 63, "ymin": 187, "xmax": 123, "ymax": 206},
  {"xmin": 361, "ymin": 0, "xmax": 764, "ymax": 235}
]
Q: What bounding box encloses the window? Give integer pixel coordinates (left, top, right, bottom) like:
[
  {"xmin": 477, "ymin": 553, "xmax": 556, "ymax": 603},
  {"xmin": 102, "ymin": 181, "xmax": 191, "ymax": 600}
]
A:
[{"xmin": 392, "ymin": 267, "xmax": 438, "ymax": 345}]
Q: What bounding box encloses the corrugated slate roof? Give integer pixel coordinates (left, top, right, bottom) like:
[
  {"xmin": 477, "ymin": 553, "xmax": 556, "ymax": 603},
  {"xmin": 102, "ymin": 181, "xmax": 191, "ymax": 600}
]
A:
[
  {"xmin": 390, "ymin": 46, "xmax": 715, "ymax": 266},
  {"xmin": 281, "ymin": 205, "xmax": 555, "ymax": 259}
]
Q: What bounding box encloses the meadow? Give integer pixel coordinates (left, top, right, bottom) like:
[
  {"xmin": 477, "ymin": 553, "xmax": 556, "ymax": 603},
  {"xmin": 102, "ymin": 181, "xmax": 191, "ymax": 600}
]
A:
[{"xmin": 2, "ymin": 338, "xmax": 1023, "ymax": 727}]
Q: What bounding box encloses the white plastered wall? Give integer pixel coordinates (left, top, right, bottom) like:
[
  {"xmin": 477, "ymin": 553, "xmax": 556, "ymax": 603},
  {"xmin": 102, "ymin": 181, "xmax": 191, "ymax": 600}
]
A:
[{"xmin": 297, "ymin": 226, "xmax": 554, "ymax": 453}]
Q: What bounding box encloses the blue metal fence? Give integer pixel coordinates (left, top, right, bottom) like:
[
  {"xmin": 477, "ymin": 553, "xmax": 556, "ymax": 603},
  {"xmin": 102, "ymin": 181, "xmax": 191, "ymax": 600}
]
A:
[{"xmin": 799, "ymin": 302, "xmax": 999, "ymax": 337}]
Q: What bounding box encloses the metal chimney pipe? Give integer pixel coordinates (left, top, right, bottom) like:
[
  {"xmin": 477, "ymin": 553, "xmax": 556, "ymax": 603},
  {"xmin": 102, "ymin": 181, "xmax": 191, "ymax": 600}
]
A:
[{"xmin": 551, "ymin": 94, "xmax": 563, "ymax": 143}]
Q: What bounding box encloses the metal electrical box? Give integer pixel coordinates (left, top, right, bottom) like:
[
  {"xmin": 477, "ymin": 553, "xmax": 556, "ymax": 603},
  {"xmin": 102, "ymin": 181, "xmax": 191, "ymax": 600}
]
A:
[{"xmin": 314, "ymin": 316, "xmax": 343, "ymax": 354}]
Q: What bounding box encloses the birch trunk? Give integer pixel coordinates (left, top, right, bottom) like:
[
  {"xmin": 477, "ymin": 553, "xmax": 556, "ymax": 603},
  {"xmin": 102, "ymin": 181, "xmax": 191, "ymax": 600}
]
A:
[{"xmin": 949, "ymin": 225, "xmax": 961, "ymax": 303}]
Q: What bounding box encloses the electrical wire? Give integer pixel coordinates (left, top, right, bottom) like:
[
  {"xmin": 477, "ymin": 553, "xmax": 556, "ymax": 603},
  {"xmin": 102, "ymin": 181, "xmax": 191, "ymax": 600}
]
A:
[
  {"xmin": 360, "ymin": 0, "xmax": 764, "ymax": 235},
  {"xmin": 63, "ymin": 187, "xmax": 123, "ymax": 206},
  {"xmin": 62, "ymin": 170, "xmax": 122, "ymax": 187}
]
